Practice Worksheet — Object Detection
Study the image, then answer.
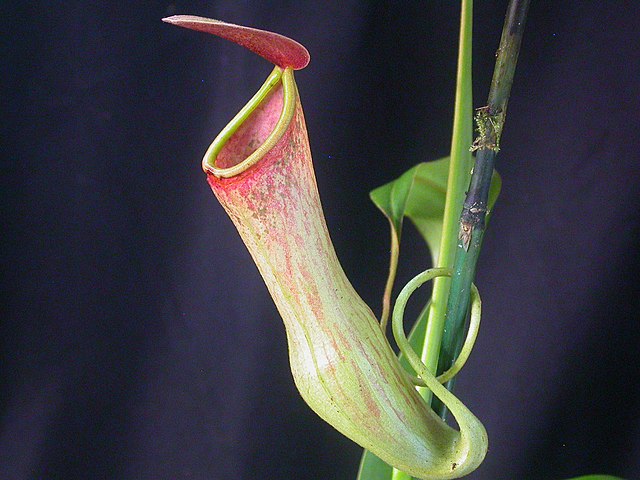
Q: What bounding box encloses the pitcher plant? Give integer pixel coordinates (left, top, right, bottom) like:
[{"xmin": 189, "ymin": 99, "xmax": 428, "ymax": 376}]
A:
[{"xmin": 163, "ymin": 16, "xmax": 487, "ymax": 479}]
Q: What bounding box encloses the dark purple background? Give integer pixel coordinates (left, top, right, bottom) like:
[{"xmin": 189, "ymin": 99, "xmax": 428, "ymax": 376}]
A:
[{"xmin": 3, "ymin": 1, "xmax": 639, "ymax": 479}]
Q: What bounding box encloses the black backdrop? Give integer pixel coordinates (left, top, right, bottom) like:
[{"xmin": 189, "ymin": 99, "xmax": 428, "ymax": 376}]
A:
[{"xmin": 3, "ymin": 2, "xmax": 640, "ymax": 479}]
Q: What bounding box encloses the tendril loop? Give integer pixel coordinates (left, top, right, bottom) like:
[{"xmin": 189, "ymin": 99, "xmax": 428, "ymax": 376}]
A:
[{"xmin": 393, "ymin": 268, "xmax": 482, "ymax": 388}]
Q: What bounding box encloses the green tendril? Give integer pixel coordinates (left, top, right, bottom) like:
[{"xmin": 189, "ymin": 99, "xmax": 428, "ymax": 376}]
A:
[{"xmin": 394, "ymin": 268, "xmax": 481, "ymax": 388}]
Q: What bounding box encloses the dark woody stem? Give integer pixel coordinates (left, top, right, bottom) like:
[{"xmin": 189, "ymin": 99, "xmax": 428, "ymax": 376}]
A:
[{"xmin": 433, "ymin": 0, "xmax": 531, "ymax": 419}]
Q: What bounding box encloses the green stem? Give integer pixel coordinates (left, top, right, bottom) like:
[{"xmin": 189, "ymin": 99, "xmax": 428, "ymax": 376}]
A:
[
  {"xmin": 388, "ymin": 3, "xmax": 474, "ymax": 479},
  {"xmin": 419, "ymin": 0, "xmax": 474, "ymax": 402},
  {"xmin": 434, "ymin": 0, "xmax": 530, "ymax": 419}
]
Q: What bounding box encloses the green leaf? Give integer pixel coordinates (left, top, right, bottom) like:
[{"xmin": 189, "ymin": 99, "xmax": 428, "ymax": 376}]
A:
[
  {"xmin": 356, "ymin": 450, "xmax": 394, "ymax": 480},
  {"xmin": 370, "ymin": 158, "xmax": 448, "ymax": 266},
  {"xmin": 370, "ymin": 157, "xmax": 501, "ymax": 266}
]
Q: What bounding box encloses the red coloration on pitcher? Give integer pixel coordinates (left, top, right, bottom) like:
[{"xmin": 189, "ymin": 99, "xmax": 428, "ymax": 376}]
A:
[{"xmin": 166, "ymin": 15, "xmax": 487, "ymax": 479}]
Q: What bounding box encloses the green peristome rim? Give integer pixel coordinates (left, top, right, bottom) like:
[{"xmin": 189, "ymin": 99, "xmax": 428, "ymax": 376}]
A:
[{"xmin": 202, "ymin": 66, "xmax": 296, "ymax": 178}]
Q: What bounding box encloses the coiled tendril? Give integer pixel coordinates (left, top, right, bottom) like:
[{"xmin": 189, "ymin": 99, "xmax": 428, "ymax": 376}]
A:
[{"xmin": 393, "ymin": 267, "xmax": 481, "ymax": 390}]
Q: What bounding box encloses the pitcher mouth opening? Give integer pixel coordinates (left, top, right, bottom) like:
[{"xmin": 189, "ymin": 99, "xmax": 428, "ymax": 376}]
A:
[{"xmin": 203, "ymin": 66, "xmax": 296, "ymax": 178}]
